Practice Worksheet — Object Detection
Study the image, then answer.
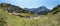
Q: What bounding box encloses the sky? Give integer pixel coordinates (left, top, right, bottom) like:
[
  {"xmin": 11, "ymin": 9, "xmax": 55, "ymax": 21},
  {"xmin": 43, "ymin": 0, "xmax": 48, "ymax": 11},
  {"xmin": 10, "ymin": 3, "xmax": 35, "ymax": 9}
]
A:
[{"xmin": 0, "ymin": 0, "xmax": 60, "ymax": 9}]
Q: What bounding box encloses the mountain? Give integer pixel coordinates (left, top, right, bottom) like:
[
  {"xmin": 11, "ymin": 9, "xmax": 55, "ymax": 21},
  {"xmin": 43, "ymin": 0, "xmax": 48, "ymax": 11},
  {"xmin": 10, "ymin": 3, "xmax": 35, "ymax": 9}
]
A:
[
  {"xmin": 0, "ymin": 3, "xmax": 50, "ymax": 15},
  {"xmin": 24, "ymin": 6, "xmax": 50, "ymax": 15}
]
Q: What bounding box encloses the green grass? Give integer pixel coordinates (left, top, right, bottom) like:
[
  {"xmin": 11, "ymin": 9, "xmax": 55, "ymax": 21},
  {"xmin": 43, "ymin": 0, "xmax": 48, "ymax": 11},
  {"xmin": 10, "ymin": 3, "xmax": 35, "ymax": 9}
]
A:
[{"xmin": 0, "ymin": 10, "xmax": 60, "ymax": 26}]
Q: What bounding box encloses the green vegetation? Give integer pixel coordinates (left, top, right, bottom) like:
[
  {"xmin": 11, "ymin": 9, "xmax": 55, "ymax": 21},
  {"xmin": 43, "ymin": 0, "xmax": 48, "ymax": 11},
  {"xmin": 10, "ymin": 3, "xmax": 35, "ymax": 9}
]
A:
[{"xmin": 0, "ymin": 10, "xmax": 60, "ymax": 26}]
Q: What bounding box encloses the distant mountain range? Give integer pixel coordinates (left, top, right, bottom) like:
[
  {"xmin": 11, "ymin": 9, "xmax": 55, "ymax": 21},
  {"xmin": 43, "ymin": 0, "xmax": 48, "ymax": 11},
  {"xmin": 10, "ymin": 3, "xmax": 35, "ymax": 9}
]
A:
[
  {"xmin": 0, "ymin": 3, "xmax": 51, "ymax": 15},
  {"xmin": 24, "ymin": 6, "xmax": 50, "ymax": 15}
]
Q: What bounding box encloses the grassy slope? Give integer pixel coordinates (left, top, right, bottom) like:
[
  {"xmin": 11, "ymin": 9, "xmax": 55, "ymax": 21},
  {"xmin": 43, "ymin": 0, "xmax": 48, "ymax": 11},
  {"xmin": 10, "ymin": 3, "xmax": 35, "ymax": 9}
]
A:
[{"xmin": 0, "ymin": 10, "xmax": 60, "ymax": 26}]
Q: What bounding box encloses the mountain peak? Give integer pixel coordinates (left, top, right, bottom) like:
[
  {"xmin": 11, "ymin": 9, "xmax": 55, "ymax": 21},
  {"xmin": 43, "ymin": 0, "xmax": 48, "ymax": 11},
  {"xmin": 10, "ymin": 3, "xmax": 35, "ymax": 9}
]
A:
[
  {"xmin": 39, "ymin": 6, "xmax": 46, "ymax": 8},
  {"xmin": 38, "ymin": 6, "xmax": 47, "ymax": 9},
  {"xmin": 24, "ymin": 6, "xmax": 50, "ymax": 15}
]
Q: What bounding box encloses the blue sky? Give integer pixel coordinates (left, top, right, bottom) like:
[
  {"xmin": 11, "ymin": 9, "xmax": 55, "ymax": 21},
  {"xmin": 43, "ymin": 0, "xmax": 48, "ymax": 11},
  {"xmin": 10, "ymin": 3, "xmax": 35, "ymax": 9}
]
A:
[
  {"xmin": 0, "ymin": 0, "xmax": 60, "ymax": 9},
  {"xmin": 0, "ymin": 0, "xmax": 5, "ymax": 3}
]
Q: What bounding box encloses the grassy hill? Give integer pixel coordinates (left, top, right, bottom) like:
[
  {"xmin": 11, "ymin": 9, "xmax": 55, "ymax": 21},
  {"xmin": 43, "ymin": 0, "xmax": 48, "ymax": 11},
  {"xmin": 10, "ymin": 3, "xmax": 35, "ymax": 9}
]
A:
[{"xmin": 0, "ymin": 10, "xmax": 60, "ymax": 26}]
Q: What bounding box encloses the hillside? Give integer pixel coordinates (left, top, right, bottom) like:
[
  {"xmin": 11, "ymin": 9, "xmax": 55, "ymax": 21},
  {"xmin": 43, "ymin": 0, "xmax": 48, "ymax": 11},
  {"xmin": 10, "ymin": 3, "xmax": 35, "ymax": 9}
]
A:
[
  {"xmin": 50, "ymin": 5, "xmax": 60, "ymax": 15},
  {"xmin": 0, "ymin": 9, "xmax": 60, "ymax": 26},
  {"xmin": 0, "ymin": 3, "xmax": 60, "ymax": 26},
  {"xmin": 0, "ymin": 3, "xmax": 34, "ymax": 16}
]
